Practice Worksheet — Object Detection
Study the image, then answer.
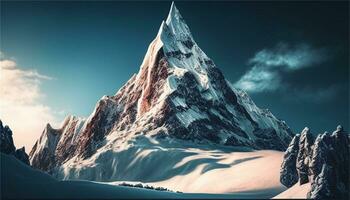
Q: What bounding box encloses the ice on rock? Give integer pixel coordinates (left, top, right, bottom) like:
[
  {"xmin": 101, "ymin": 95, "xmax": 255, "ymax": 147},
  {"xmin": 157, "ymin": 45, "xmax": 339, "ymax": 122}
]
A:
[
  {"xmin": 171, "ymin": 96, "xmax": 187, "ymax": 108},
  {"xmin": 176, "ymin": 106, "xmax": 208, "ymax": 127},
  {"xmin": 158, "ymin": 2, "xmax": 214, "ymax": 93}
]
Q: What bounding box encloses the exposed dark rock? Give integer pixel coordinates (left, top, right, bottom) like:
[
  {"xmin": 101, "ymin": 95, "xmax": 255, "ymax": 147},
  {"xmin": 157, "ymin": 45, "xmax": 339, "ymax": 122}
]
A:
[
  {"xmin": 181, "ymin": 39, "xmax": 194, "ymax": 49},
  {"xmin": 0, "ymin": 120, "xmax": 30, "ymax": 165},
  {"xmin": 0, "ymin": 120, "xmax": 16, "ymax": 154},
  {"xmin": 309, "ymin": 132, "xmax": 331, "ymax": 179},
  {"xmin": 280, "ymin": 125, "xmax": 349, "ymax": 199},
  {"xmin": 280, "ymin": 134, "xmax": 300, "ymax": 187},
  {"xmin": 308, "ymin": 164, "xmax": 335, "ymax": 199},
  {"xmin": 296, "ymin": 127, "xmax": 314, "ymax": 184},
  {"xmin": 15, "ymin": 147, "xmax": 30, "ymax": 165},
  {"xmin": 118, "ymin": 182, "xmax": 181, "ymax": 193}
]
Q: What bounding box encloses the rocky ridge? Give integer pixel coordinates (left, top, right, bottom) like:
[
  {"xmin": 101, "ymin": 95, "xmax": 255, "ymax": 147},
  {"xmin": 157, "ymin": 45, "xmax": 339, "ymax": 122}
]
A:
[
  {"xmin": 280, "ymin": 126, "xmax": 349, "ymax": 199},
  {"xmin": 0, "ymin": 120, "xmax": 30, "ymax": 165}
]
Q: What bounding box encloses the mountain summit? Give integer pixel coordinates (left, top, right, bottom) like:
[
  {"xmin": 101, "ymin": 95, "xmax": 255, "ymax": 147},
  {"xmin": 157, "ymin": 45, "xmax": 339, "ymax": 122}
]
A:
[{"xmin": 30, "ymin": 3, "xmax": 293, "ymax": 173}]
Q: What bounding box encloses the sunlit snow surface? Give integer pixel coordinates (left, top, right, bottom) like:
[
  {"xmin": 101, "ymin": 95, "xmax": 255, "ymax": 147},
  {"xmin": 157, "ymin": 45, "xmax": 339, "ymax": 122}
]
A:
[
  {"xmin": 2, "ymin": 152, "xmax": 295, "ymax": 199},
  {"xmin": 51, "ymin": 134, "xmax": 287, "ymax": 198}
]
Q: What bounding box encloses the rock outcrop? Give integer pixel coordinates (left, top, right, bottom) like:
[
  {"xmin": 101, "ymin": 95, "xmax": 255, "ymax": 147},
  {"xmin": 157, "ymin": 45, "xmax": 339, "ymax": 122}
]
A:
[
  {"xmin": 0, "ymin": 120, "xmax": 30, "ymax": 165},
  {"xmin": 280, "ymin": 134, "xmax": 300, "ymax": 187},
  {"xmin": 29, "ymin": 116, "xmax": 85, "ymax": 172},
  {"xmin": 296, "ymin": 127, "xmax": 314, "ymax": 184},
  {"xmin": 280, "ymin": 126, "xmax": 349, "ymax": 199}
]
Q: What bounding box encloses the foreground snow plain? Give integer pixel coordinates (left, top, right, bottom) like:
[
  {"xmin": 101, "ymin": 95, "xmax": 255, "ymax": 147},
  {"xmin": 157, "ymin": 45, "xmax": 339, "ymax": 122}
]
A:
[
  {"xmin": 37, "ymin": 134, "xmax": 291, "ymax": 199},
  {"xmin": 2, "ymin": 135, "xmax": 309, "ymax": 199}
]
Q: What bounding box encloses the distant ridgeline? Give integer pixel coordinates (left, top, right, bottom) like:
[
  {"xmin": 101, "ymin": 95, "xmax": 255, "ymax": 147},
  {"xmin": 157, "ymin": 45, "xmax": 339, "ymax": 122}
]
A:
[{"xmin": 280, "ymin": 125, "xmax": 349, "ymax": 199}]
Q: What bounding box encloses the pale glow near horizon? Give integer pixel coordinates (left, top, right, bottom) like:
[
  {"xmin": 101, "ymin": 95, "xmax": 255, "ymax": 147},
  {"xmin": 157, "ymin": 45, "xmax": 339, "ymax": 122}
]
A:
[{"xmin": 0, "ymin": 56, "xmax": 61, "ymax": 151}]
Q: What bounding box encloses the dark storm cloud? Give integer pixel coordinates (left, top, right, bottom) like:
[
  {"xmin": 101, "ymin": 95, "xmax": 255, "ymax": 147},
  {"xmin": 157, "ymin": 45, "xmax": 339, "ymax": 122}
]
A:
[{"xmin": 234, "ymin": 43, "xmax": 331, "ymax": 96}]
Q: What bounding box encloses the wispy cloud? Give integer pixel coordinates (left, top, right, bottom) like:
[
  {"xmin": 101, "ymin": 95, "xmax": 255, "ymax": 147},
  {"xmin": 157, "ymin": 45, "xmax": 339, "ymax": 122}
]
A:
[
  {"xmin": 234, "ymin": 43, "xmax": 329, "ymax": 93},
  {"xmin": 0, "ymin": 53, "xmax": 62, "ymax": 151},
  {"xmin": 248, "ymin": 43, "xmax": 328, "ymax": 70},
  {"xmin": 234, "ymin": 66, "xmax": 281, "ymax": 92}
]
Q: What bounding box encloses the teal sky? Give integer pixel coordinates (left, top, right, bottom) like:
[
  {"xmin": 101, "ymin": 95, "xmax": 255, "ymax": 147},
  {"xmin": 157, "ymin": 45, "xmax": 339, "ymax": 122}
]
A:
[{"xmin": 1, "ymin": 1, "xmax": 349, "ymax": 136}]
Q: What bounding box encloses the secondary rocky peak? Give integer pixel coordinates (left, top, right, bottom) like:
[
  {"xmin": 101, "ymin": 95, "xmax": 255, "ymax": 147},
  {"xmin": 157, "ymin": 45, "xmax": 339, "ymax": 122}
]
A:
[
  {"xmin": 280, "ymin": 126, "xmax": 349, "ymax": 199},
  {"xmin": 296, "ymin": 127, "xmax": 314, "ymax": 184},
  {"xmin": 0, "ymin": 120, "xmax": 15, "ymax": 154},
  {"xmin": 280, "ymin": 134, "xmax": 300, "ymax": 187},
  {"xmin": 0, "ymin": 120, "xmax": 30, "ymax": 165},
  {"xmin": 30, "ymin": 116, "xmax": 86, "ymax": 170},
  {"xmin": 45, "ymin": 123, "xmax": 53, "ymax": 131},
  {"xmin": 336, "ymin": 125, "xmax": 343, "ymax": 131}
]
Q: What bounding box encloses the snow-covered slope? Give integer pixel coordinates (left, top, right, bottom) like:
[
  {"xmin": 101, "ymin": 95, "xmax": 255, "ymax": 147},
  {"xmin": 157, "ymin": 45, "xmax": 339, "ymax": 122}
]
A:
[
  {"xmin": 1, "ymin": 152, "xmax": 181, "ymax": 199},
  {"xmin": 52, "ymin": 135, "xmax": 286, "ymax": 197},
  {"xmin": 2, "ymin": 152, "xmax": 286, "ymax": 199},
  {"xmin": 30, "ymin": 2, "xmax": 293, "ymax": 183}
]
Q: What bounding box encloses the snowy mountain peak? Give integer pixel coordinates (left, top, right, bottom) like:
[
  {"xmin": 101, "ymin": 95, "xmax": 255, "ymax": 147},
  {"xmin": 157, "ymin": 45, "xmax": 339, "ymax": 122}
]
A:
[
  {"xmin": 164, "ymin": 2, "xmax": 193, "ymax": 40},
  {"xmin": 166, "ymin": 2, "xmax": 180, "ymax": 24},
  {"xmin": 45, "ymin": 123, "xmax": 53, "ymax": 130},
  {"xmin": 302, "ymin": 127, "xmax": 310, "ymax": 133},
  {"xmin": 30, "ymin": 2, "xmax": 293, "ymax": 173},
  {"xmin": 336, "ymin": 125, "xmax": 343, "ymax": 131}
]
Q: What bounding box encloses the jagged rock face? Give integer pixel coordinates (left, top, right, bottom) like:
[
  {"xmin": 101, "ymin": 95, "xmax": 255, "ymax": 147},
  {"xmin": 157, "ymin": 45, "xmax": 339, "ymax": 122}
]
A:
[
  {"xmin": 29, "ymin": 116, "xmax": 86, "ymax": 171},
  {"xmin": 280, "ymin": 134, "xmax": 300, "ymax": 187},
  {"xmin": 0, "ymin": 120, "xmax": 30, "ymax": 165},
  {"xmin": 15, "ymin": 147, "xmax": 30, "ymax": 165},
  {"xmin": 30, "ymin": 3, "xmax": 293, "ymax": 172},
  {"xmin": 308, "ymin": 164, "xmax": 335, "ymax": 199},
  {"xmin": 296, "ymin": 128, "xmax": 314, "ymax": 184},
  {"xmin": 307, "ymin": 127, "xmax": 349, "ymax": 200},
  {"xmin": 0, "ymin": 120, "xmax": 16, "ymax": 154},
  {"xmin": 280, "ymin": 126, "xmax": 349, "ymax": 199},
  {"xmin": 309, "ymin": 132, "xmax": 332, "ymax": 179}
]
